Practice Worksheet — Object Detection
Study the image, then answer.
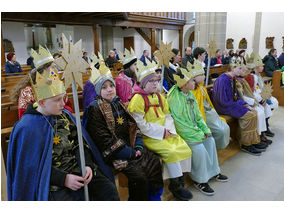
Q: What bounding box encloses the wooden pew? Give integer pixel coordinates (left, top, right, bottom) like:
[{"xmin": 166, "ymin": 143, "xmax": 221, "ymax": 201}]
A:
[{"xmin": 272, "ymin": 70, "xmax": 284, "ymax": 106}]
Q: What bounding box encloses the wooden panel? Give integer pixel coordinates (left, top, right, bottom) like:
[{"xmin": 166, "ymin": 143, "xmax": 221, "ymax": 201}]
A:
[
  {"xmin": 1, "ymin": 32, "xmax": 5, "ymax": 67},
  {"xmin": 124, "ymin": 37, "xmax": 134, "ymax": 51},
  {"xmin": 179, "ymin": 28, "xmax": 183, "ymax": 58},
  {"xmin": 92, "ymin": 24, "xmax": 99, "ymax": 55},
  {"xmin": 272, "ymin": 70, "xmax": 284, "ymax": 106},
  {"xmin": 151, "ymin": 28, "xmax": 156, "ymax": 57},
  {"xmin": 1, "ymin": 109, "xmax": 18, "ymax": 129}
]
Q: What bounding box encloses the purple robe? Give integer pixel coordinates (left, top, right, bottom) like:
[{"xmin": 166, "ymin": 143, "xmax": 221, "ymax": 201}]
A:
[
  {"xmin": 212, "ymin": 73, "xmax": 249, "ymax": 118},
  {"xmin": 83, "ymin": 80, "xmax": 97, "ymax": 111}
]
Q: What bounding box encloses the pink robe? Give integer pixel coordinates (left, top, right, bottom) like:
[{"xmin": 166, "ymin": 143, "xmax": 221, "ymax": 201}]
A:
[{"xmin": 115, "ymin": 72, "xmax": 136, "ymax": 103}]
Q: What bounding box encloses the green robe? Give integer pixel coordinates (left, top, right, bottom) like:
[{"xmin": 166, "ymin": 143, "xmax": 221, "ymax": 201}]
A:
[{"xmin": 167, "ymin": 85, "xmax": 211, "ymax": 143}]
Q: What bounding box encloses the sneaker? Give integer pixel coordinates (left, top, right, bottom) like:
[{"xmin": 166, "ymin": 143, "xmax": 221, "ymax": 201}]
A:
[
  {"xmin": 193, "ymin": 182, "xmax": 215, "ymax": 196},
  {"xmin": 214, "ymin": 174, "xmax": 229, "ymax": 182},
  {"xmin": 253, "ymin": 142, "xmax": 268, "ymax": 151},
  {"xmin": 241, "ymin": 145, "xmax": 261, "ymax": 156},
  {"xmin": 261, "ymin": 136, "xmax": 273, "ymax": 145}
]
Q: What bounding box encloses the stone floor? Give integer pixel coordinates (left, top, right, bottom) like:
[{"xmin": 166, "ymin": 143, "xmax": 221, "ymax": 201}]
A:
[{"xmin": 178, "ymin": 106, "xmax": 284, "ymax": 201}]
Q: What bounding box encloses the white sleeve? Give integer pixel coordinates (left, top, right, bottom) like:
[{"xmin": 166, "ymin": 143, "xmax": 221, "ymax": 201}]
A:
[
  {"xmin": 132, "ymin": 112, "xmax": 165, "ymax": 140},
  {"xmin": 164, "ymin": 113, "xmax": 177, "ymax": 136},
  {"xmin": 243, "ymin": 95, "xmax": 255, "ymax": 106},
  {"xmin": 254, "ymin": 90, "xmax": 263, "ymax": 102}
]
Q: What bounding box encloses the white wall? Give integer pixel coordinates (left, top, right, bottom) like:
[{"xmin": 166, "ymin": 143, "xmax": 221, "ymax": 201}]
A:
[
  {"xmin": 73, "ymin": 25, "xmax": 94, "ymax": 56},
  {"xmin": 226, "ymin": 12, "xmax": 284, "ymax": 58},
  {"xmin": 259, "ymin": 12, "xmax": 284, "ymax": 58},
  {"xmin": 163, "ymin": 29, "xmax": 179, "ymax": 50},
  {"xmin": 226, "ymin": 12, "xmax": 256, "ymax": 54},
  {"xmin": 2, "ymin": 21, "xmax": 29, "ymax": 64},
  {"xmin": 113, "ymin": 27, "xmax": 151, "ymax": 58}
]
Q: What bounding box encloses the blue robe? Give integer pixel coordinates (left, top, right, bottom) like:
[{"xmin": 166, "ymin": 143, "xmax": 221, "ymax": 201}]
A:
[{"xmin": 7, "ymin": 108, "xmax": 114, "ymax": 201}]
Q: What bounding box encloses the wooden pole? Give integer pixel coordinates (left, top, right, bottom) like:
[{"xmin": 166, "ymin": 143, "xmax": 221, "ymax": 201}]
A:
[
  {"xmin": 151, "ymin": 28, "xmax": 156, "ymax": 57},
  {"xmin": 71, "ymin": 79, "xmax": 89, "ymax": 201},
  {"xmin": 92, "ymin": 24, "xmax": 99, "ymax": 55},
  {"xmin": 179, "ymin": 28, "xmax": 183, "ymax": 58}
]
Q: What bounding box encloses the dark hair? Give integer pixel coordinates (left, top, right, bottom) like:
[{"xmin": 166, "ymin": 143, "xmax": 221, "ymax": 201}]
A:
[
  {"xmin": 268, "ymin": 48, "xmax": 276, "ymax": 55},
  {"xmin": 83, "ymin": 52, "xmax": 87, "ymax": 55},
  {"xmin": 193, "ymin": 47, "xmax": 206, "ymax": 59},
  {"xmin": 53, "ymin": 53, "xmax": 61, "ymax": 58},
  {"xmin": 228, "ymin": 49, "xmax": 234, "ymax": 56},
  {"xmin": 170, "ymin": 48, "xmax": 180, "ymax": 63},
  {"xmin": 238, "ymin": 49, "xmax": 246, "ymax": 56},
  {"xmin": 143, "ymin": 50, "xmax": 148, "ymax": 54}
]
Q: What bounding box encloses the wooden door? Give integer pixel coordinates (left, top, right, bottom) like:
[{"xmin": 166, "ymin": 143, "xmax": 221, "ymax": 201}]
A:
[
  {"xmin": 124, "ymin": 36, "xmax": 134, "ymax": 51},
  {"xmin": 188, "ymin": 31, "xmax": 195, "ymax": 48}
]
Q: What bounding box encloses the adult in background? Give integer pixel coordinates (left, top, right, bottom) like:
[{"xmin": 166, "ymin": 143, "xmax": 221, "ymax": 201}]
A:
[
  {"xmin": 105, "ymin": 50, "xmax": 118, "ymax": 68},
  {"xmin": 140, "ymin": 50, "xmax": 152, "ymax": 66},
  {"xmin": 278, "ymin": 46, "xmax": 284, "ymax": 69},
  {"xmin": 164, "ymin": 48, "xmax": 181, "ymax": 90},
  {"xmin": 263, "ymin": 48, "xmax": 280, "ymax": 77},
  {"xmin": 182, "ymin": 47, "xmax": 194, "ymax": 66},
  {"xmin": 5, "ymin": 53, "xmax": 23, "ymax": 74}
]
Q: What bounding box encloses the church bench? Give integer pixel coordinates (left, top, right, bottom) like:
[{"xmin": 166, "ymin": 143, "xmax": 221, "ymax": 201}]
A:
[{"xmin": 272, "ymin": 70, "xmax": 284, "ymax": 106}]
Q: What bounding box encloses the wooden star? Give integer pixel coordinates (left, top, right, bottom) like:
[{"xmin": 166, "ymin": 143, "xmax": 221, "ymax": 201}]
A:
[
  {"xmin": 154, "ymin": 41, "xmax": 175, "ymax": 68},
  {"xmin": 54, "ymin": 33, "xmax": 89, "ymax": 89},
  {"xmin": 207, "ymin": 40, "xmax": 218, "ymax": 57},
  {"xmin": 261, "ymin": 82, "xmax": 273, "ymax": 100}
]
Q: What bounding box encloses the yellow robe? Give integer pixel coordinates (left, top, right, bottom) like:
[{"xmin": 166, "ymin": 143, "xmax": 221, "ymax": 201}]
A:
[
  {"xmin": 191, "ymin": 83, "xmax": 227, "ymax": 123},
  {"xmin": 128, "ymin": 93, "xmax": 192, "ymax": 164}
]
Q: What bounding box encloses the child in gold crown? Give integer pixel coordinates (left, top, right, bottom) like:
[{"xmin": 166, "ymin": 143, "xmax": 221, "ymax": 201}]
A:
[
  {"xmin": 7, "ymin": 46, "xmax": 119, "ymax": 201},
  {"xmin": 82, "ymin": 57, "xmax": 164, "ymax": 201},
  {"xmin": 128, "ymin": 58, "xmax": 193, "ymax": 201}
]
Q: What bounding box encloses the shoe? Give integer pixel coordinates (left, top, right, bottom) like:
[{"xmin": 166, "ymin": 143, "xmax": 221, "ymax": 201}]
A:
[
  {"xmin": 261, "ymin": 133, "xmax": 273, "ymax": 145},
  {"xmin": 265, "ymin": 128, "xmax": 275, "ymax": 137},
  {"xmin": 214, "ymin": 174, "xmax": 229, "ymax": 182},
  {"xmin": 169, "ymin": 178, "xmax": 193, "ymax": 201},
  {"xmin": 253, "ymin": 142, "xmax": 268, "ymax": 151},
  {"xmin": 241, "ymin": 145, "xmax": 261, "ymax": 156},
  {"xmin": 194, "ymin": 182, "xmax": 215, "ymax": 196},
  {"xmin": 179, "ymin": 173, "xmax": 186, "ymax": 188}
]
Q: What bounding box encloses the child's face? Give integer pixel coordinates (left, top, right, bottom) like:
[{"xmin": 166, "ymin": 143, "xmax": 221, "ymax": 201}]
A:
[
  {"xmin": 255, "ymin": 66, "xmax": 264, "ymax": 73},
  {"xmin": 194, "ymin": 74, "xmax": 205, "ymax": 84},
  {"xmin": 239, "ymin": 66, "xmax": 246, "ymax": 77},
  {"xmin": 101, "ymin": 80, "xmax": 116, "ymax": 102},
  {"xmin": 39, "ymin": 93, "xmax": 66, "ymax": 116},
  {"xmin": 231, "ymin": 66, "xmax": 243, "ymax": 76},
  {"xmin": 182, "ymin": 78, "xmax": 195, "ymax": 92},
  {"xmin": 130, "ymin": 62, "xmax": 137, "ymax": 73},
  {"xmin": 144, "ymin": 75, "xmax": 160, "ymax": 94},
  {"xmin": 155, "ymin": 71, "xmax": 162, "ymax": 80}
]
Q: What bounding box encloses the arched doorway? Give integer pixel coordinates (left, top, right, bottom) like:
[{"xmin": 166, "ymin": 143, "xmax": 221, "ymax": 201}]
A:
[{"xmin": 188, "ymin": 31, "xmax": 195, "ymax": 48}]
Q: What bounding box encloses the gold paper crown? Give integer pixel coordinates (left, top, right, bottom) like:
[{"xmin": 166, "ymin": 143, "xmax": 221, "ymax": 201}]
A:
[
  {"xmin": 119, "ymin": 48, "xmax": 137, "ymax": 65},
  {"xmin": 89, "ymin": 52, "xmax": 103, "ymax": 65},
  {"xmin": 31, "ymin": 68, "xmax": 66, "ymax": 101},
  {"xmin": 187, "ymin": 60, "xmax": 205, "ymax": 77},
  {"xmin": 89, "ymin": 52, "xmax": 113, "ymax": 86},
  {"xmin": 230, "ymin": 56, "xmax": 244, "ymax": 67},
  {"xmin": 31, "ymin": 45, "xmax": 54, "ymax": 69},
  {"xmin": 136, "ymin": 58, "xmax": 158, "ymax": 82},
  {"xmin": 246, "ymin": 52, "xmax": 264, "ymax": 69},
  {"xmin": 173, "ymin": 67, "xmax": 193, "ymax": 88}
]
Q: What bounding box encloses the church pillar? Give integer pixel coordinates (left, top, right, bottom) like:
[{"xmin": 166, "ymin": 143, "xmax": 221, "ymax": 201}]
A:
[
  {"xmin": 195, "ymin": 12, "xmax": 227, "ymax": 51},
  {"xmin": 252, "ymin": 12, "xmax": 262, "ymax": 54},
  {"xmin": 101, "ymin": 25, "xmax": 114, "ymax": 58}
]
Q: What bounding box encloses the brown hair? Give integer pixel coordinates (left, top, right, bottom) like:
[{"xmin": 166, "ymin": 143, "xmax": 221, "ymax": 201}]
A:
[{"xmin": 10, "ymin": 62, "xmax": 53, "ymax": 103}]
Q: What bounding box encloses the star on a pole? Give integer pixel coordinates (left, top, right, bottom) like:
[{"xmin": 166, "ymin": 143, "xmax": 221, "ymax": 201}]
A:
[
  {"xmin": 207, "ymin": 40, "xmax": 218, "ymax": 57},
  {"xmin": 54, "ymin": 33, "xmax": 89, "ymax": 89},
  {"xmin": 154, "ymin": 41, "xmax": 175, "ymax": 68}
]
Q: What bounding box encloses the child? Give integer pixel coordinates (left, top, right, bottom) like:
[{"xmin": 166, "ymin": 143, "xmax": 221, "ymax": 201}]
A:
[
  {"xmin": 212, "ymin": 57, "xmax": 265, "ymax": 156},
  {"xmin": 7, "ymin": 47, "xmax": 119, "ymax": 201},
  {"xmin": 115, "ymin": 48, "xmax": 138, "ymax": 103},
  {"xmin": 82, "ymin": 59, "xmax": 164, "ymax": 201},
  {"xmin": 167, "ymin": 60, "xmax": 228, "ymax": 196},
  {"xmin": 128, "ymin": 59, "xmax": 193, "ymax": 201},
  {"xmin": 191, "ymin": 47, "xmax": 230, "ymax": 149}
]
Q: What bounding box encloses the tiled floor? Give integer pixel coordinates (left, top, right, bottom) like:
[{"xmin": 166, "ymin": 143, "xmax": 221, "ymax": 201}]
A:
[{"xmin": 184, "ymin": 106, "xmax": 284, "ymax": 201}]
